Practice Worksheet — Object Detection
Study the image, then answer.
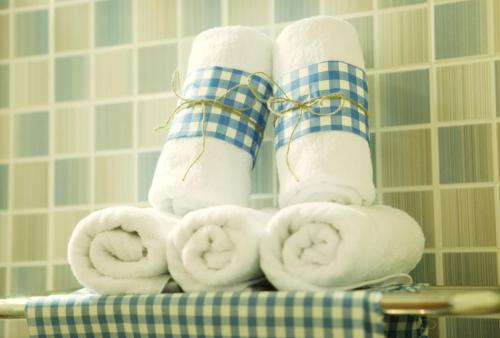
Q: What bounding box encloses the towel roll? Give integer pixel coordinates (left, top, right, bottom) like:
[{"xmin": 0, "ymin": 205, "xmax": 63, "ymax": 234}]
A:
[
  {"xmin": 149, "ymin": 26, "xmax": 273, "ymax": 216},
  {"xmin": 68, "ymin": 206, "xmax": 179, "ymax": 295},
  {"xmin": 166, "ymin": 205, "xmax": 273, "ymax": 291},
  {"xmin": 260, "ymin": 202, "xmax": 425, "ymax": 291},
  {"xmin": 273, "ymin": 16, "xmax": 375, "ymax": 207}
]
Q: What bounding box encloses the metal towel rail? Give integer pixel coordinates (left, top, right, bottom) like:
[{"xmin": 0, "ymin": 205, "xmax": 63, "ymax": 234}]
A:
[{"xmin": 1, "ymin": 287, "xmax": 500, "ymax": 319}]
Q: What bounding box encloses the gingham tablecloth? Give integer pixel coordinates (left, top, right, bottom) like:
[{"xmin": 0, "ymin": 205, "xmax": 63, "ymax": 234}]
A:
[{"xmin": 26, "ymin": 291, "xmax": 427, "ymax": 338}]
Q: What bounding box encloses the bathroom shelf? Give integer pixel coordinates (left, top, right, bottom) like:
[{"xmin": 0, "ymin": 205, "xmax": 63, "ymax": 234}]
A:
[{"xmin": 1, "ymin": 287, "xmax": 499, "ymax": 319}]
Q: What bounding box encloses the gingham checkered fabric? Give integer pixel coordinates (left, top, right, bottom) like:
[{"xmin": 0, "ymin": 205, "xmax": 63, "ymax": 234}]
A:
[
  {"xmin": 274, "ymin": 60, "xmax": 369, "ymax": 150},
  {"xmin": 26, "ymin": 291, "xmax": 427, "ymax": 338},
  {"xmin": 166, "ymin": 66, "xmax": 273, "ymax": 162}
]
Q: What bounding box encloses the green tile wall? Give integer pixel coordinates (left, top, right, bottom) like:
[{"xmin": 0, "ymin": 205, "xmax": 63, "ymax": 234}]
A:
[
  {"xmin": 137, "ymin": 97, "xmax": 176, "ymax": 148},
  {"xmin": 14, "ymin": 9, "xmax": 48, "ymax": 56},
  {"xmin": 54, "ymin": 3, "xmax": 90, "ymax": 52},
  {"xmin": 0, "ymin": 268, "xmax": 5, "ymax": 297},
  {"xmin": 379, "ymin": 0, "xmax": 426, "ymax": 8},
  {"xmin": 1, "ymin": 1, "xmax": 499, "ymax": 337},
  {"xmin": 55, "ymin": 56, "xmax": 89, "ymax": 102},
  {"xmin": 14, "ymin": 112, "xmax": 49, "ymax": 157},
  {"xmin": 0, "ymin": 165, "xmax": 7, "ymax": 210},
  {"xmin": 383, "ymin": 191, "xmax": 435, "ymax": 248},
  {"xmin": 379, "ymin": 69, "xmax": 430, "ymax": 126},
  {"xmin": 12, "ymin": 214, "xmax": 47, "ymax": 261},
  {"xmin": 443, "ymin": 253, "xmax": 498, "ymax": 286},
  {"xmin": 54, "ymin": 107, "xmax": 91, "ymax": 154},
  {"xmin": 446, "ymin": 318, "xmax": 500, "ymax": 338},
  {"xmin": 0, "ymin": 65, "xmax": 8, "ymax": 108},
  {"xmin": 438, "ymin": 124, "xmax": 493, "ymax": 184},
  {"xmin": 434, "ymin": 0, "xmax": 488, "ymax": 59},
  {"xmin": 441, "ymin": 188, "xmax": 496, "ymax": 248},
  {"xmin": 381, "ymin": 129, "xmax": 433, "ymax": 187},
  {"xmin": 12, "ymin": 60, "xmax": 49, "ymax": 107},
  {"xmin": 53, "ymin": 210, "xmax": 88, "ymax": 260},
  {"xmin": 369, "ymin": 133, "xmax": 376, "ymax": 187},
  {"xmin": 14, "ymin": 0, "xmax": 48, "ymax": 8},
  {"xmin": 377, "ymin": 8, "xmax": 429, "ymax": 67},
  {"xmin": 94, "ymin": 49, "xmax": 133, "ymax": 99},
  {"xmin": 348, "ymin": 16, "xmax": 374, "ymax": 69},
  {"xmin": 94, "ymin": 0, "xmax": 131, "ymax": 47},
  {"xmin": 251, "ymin": 142, "xmax": 274, "ymax": 194},
  {"xmin": 138, "ymin": 44, "xmax": 177, "ymax": 94},
  {"xmin": 137, "ymin": 0, "xmax": 177, "ymax": 42},
  {"xmin": 55, "ymin": 158, "xmax": 90, "ymax": 206},
  {"xmin": 53, "ymin": 265, "xmax": 81, "ymax": 291},
  {"xmin": 0, "ymin": 217, "xmax": 7, "ymax": 263},
  {"xmin": 138, "ymin": 151, "xmax": 160, "ymax": 202},
  {"xmin": 437, "ymin": 62, "xmax": 493, "ymax": 121},
  {"xmin": 94, "ymin": 154, "xmax": 134, "ymax": 204},
  {"xmin": 95, "ymin": 103, "xmax": 133, "ymax": 151},
  {"xmin": 496, "ymin": 61, "xmax": 500, "ymax": 117},
  {"xmin": 323, "ymin": 0, "xmax": 372, "ymax": 15},
  {"xmin": 409, "ymin": 253, "xmax": 436, "ymax": 284},
  {"xmin": 0, "ymin": 14, "xmax": 8, "ymax": 60},
  {"xmin": 13, "ymin": 161, "xmax": 48, "ymax": 209},
  {"xmin": 10, "ymin": 266, "xmax": 46, "ymax": 296},
  {"xmin": 228, "ymin": 0, "xmax": 270, "ymax": 26},
  {"xmin": 181, "ymin": 0, "xmax": 221, "ymax": 37},
  {"xmin": 275, "ymin": 0, "xmax": 319, "ymax": 23}
]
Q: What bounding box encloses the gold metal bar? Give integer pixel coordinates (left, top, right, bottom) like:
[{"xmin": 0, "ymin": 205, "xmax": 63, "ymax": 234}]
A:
[
  {"xmin": 0, "ymin": 298, "xmax": 26, "ymax": 319},
  {"xmin": 381, "ymin": 289, "xmax": 500, "ymax": 315},
  {"xmin": 0, "ymin": 287, "xmax": 499, "ymax": 319}
]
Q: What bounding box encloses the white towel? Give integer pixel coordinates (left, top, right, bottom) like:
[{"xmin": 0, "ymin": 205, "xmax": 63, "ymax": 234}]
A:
[
  {"xmin": 68, "ymin": 206, "xmax": 179, "ymax": 295},
  {"xmin": 148, "ymin": 26, "xmax": 273, "ymax": 216},
  {"xmin": 166, "ymin": 205, "xmax": 273, "ymax": 291},
  {"xmin": 260, "ymin": 202, "xmax": 425, "ymax": 291},
  {"xmin": 273, "ymin": 16, "xmax": 375, "ymax": 207}
]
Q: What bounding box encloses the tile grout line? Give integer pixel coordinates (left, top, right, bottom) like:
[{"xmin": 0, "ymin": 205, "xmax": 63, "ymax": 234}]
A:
[
  {"xmin": 486, "ymin": 0, "xmax": 500, "ymax": 286},
  {"xmin": 132, "ymin": 0, "xmax": 139, "ymax": 206},
  {"xmin": 4, "ymin": 5, "xmax": 13, "ymax": 338},
  {"xmin": 372, "ymin": 0, "xmax": 383, "ymax": 204},
  {"xmin": 46, "ymin": 0, "xmax": 55, "ymax": 296},
  {"xmin": 429, "ymin": 0, "xmax": 447, "ymax": 335}
]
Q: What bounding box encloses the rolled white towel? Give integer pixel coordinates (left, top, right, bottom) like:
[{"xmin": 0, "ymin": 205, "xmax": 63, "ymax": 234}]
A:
[
  {"xmin": 68, "ymin": 206, "xmax": 179, "ymax": 295},
  {"xmin": 273, "ymin": 16, "xmax": 375, "ymax": 207},
  {"xmin": 260, "ymin": 202, "xmax": 425, "ymax": 291},
  {"xmin": 149, "ymin": 26, "xmax": 273, "ymax": 216},
  {"xmin": 166, "ymin": 205, "xmax": 273, "ymax": 291}
]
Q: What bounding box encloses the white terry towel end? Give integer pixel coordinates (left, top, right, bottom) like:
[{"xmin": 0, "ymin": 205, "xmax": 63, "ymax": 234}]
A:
[
  {"xmin": 260, "ymin": 202, "xmax": 425, "ymax": 291},
  {"xmin": 68, "ymin": 206, "xmax": 179, "ymax": 295},
  {"xmin": 166, "ymin": 205, "xmax": 273, "ymax": 291},
  {"xmin": 273, "ymin": 16, "xmax": 375, "ymax": 207}
]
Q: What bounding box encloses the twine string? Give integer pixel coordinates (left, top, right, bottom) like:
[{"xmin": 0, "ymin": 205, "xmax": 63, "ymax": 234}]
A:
[{"xmin": 156, "ymin": 70, "xmax": 369, "ymax": 183}]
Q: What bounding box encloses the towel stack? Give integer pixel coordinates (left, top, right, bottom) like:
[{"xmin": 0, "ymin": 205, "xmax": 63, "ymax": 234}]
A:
[
  {"xmin": 259, "ymin": 16, "xmax": 424, "ymax": 291},
  {"xmin": 67, "ymin": 17, "xmax": 425, "ymax": 295}
]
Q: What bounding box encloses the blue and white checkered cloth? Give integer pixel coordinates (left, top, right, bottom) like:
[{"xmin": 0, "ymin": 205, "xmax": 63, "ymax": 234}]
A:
[
  {"xmin": 274, "ymin": 60, "xmax": 370, "ymax": 150},
  {"xmin": 166, "ymin": 66, "xmax": 273, "ymax": 163},
  {"xmin": 26, "ymin": 291, "xmax": 427, "ymax": 338}
]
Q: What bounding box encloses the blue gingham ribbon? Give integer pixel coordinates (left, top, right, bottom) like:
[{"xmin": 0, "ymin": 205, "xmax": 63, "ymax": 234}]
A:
[
  {"xmin": 166, "ymin": 66, "xmax": 273, "ymax": 164},
  {"xmin": 26, "ymin": 291, "xmax": 427, "ymax": 338},
  {"xmin": 274, "ymin": 60, "xmax": 369, "ymax": 150}
]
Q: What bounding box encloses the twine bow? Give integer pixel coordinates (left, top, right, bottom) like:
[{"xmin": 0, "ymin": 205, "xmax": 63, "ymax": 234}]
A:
[
  {"xmin": 254, "ymin": 72, "xmax": 370, "ymax": 182},
  {"xmin": 155, "ymin": 71, "xmax": 264, "ymax": 181}
]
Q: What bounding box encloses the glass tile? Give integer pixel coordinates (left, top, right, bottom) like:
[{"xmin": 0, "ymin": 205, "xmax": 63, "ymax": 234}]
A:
[
  {"xmin": 14, "ymin": 111, "xmax": 49, "ymax": 157},
  {"xmin": 94, "ymin": 0, "xmax": 132, "ymax": 47},
  {"xmin": 55, "ymin": 55, "xmax": 89, "ymax": 102},
  {"xmin": 54, "ymin": 158, "xmax": 90, "ymax": 206},
  {"xmin": 14, "ymin": 9, "xmax": 48, "ymax": 56}
]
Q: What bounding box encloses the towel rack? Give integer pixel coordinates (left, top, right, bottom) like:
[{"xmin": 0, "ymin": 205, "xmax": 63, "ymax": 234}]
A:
[{"xmin": 1, "ymin": 287, "xmax": 499, "ymax": 320}]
